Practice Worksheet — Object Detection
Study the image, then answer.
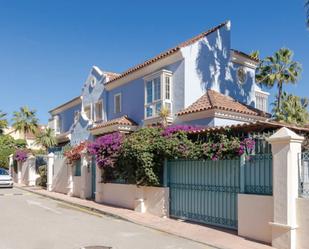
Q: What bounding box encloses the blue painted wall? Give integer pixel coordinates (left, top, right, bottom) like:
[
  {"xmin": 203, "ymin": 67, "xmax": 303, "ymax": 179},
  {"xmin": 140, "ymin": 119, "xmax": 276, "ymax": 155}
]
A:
[
  {"xmin": 58, "ymin": 103, "xmax": 81, "ymax": 133},
  {"xmin": 107, "ymin": 60, "xmax": 184, "ymax": 125},
  {"xmin": 181, "ymin": 22, "xmax": 256, "ymax": 108}
]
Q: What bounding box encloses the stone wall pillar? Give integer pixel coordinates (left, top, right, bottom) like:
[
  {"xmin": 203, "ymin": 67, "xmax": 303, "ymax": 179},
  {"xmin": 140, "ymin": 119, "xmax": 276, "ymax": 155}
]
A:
[
  {"xmin": 8, "ymin": 154, "xmax": 14, "ymax": 177},
  {"xmin": 17, "ymin": 161, "xmax": 22, "ymax": 184},
  {"xmin": 80, "ymin": 153, "xmax": 91, "ymax": 199},
  {"xmin": 268, "ymin": 127, "xmax": 304, "ymax": 249},
  {"xmin": 67, "ymin": 162, "xmax": 74, "ymax": 196},
  {"xmin": 27, "ymin": 155, "xmax": 36, "ymax": 186},
  {"xmin": 47, "ymin": 153, "xmax": 54, "ymax": 191},
  {"xmin": 95, "ymin": 166, "xmax": 103, "ymax": 203}
]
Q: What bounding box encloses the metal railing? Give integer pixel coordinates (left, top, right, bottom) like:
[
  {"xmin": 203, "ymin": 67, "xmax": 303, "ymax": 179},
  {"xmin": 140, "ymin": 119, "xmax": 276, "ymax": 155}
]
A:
[{"xmin": 299, "ymin": 151, "xmax": 309, "ymax": 197}]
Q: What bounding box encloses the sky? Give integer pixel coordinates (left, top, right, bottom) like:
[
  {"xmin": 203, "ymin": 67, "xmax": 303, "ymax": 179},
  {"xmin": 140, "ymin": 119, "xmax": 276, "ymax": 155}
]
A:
[{"xmin": 0, "ymin": 0, "xmax": 308, "ymax": 124}]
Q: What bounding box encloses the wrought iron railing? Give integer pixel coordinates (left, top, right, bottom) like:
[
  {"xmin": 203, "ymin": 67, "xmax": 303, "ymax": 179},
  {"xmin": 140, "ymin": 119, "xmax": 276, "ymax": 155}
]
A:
[{"xmin": 299, "ymin": 151, "xmax": 309, "ymax": 197}]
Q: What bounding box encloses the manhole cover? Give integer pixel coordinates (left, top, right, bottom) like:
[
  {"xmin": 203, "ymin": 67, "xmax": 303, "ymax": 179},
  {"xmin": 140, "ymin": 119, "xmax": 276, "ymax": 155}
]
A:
[{"xmin": 81, "ymin": 246, "xmax": 112, "ymax": 249}]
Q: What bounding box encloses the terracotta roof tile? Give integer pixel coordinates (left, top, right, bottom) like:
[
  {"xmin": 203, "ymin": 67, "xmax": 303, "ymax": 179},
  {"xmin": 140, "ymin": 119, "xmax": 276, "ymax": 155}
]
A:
[
  {"xmin": 90, "ymin": 115, "xmax": 137, "ymax": 131},
  {"xmin": 104, "ymin": 71, "xmax": 121, "ymax": 81},
  {"xmin": 105, "ymin": 21, "xmax": 229, "ymax": 86},
  {"xmin": 177, "ymin": 90, "xmax": 269, "ymax": 117}
]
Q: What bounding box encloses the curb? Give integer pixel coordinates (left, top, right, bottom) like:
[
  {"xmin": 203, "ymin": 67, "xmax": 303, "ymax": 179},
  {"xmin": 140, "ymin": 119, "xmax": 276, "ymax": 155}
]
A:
[{"xmin": 15, "ymin": 185, "xmax": 219, "ymax": 249}]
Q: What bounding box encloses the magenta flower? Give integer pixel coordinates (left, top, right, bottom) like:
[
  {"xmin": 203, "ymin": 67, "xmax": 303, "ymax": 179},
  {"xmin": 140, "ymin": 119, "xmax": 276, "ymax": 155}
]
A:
[
  {"xmin": 87, "ymin": 132, "xmax": 123, "ymax": 168},
  {"xmin": 14, "ymin": 150, "xmax": 28, "ymax": 162}
]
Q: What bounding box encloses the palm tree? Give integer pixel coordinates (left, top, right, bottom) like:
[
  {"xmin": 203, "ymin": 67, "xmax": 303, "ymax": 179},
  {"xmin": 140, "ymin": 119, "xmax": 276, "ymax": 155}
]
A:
[
  {"xmin": 0, "ymin": 110, "xmax": 7, "ymax": 135},
  {"xmin": 35, "ymin": 128, "xmax": 57, "ymax": 151},
  {"xmin": 250, "ymin": 50, "xmax": 260, "ymax": 60},
  {"xmin": 256, "ymin": 48, "xmax": 301, "ymax": 111},
  {"xmin": 272, "ymin": 92, "xmax": 309, "ymax": 125},
  {"xmin": 159, "ymin": 106, "xmax": 171, "ymax": 127},
  {"xmin": 12, "ymin": 106, "xmax": 39, "ymax": 140}
]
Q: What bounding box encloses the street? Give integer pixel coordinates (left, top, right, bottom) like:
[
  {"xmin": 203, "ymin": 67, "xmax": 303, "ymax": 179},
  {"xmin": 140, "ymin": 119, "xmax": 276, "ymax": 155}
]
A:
[{"xmin": 0, "ymin": 187, "xmax": 209, "ymax": 249}]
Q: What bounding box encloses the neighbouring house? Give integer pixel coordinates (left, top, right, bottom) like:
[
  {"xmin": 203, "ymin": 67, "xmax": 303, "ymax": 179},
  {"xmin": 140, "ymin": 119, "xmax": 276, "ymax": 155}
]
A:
[
  {"xmin": 4, "ymin": 125, "xmax": 46, "ymax": 150},
  {"xmin": 48, "ymin": 20, "xmax": 269, "ymax": 147}
]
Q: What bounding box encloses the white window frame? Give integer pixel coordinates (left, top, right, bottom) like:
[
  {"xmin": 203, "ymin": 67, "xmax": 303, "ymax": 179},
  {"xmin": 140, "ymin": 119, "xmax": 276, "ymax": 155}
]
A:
[
  {"xmin": 94, "ymin": 100, "xmax": 103, "ymax": 121},
  {"xmin": 55, "ymin": 116, "xmax": 61, "ymax": 133},
  {"xmin": 143, "ymin": 70, "xmax": 172, "ymax": 120},
  {"xmin": 114, "ymin": 93, "xmax": 122, "ymax": 114},
  {"xmin": 84, "ymin": 104, "xmax": 92, "ymax": 120}
]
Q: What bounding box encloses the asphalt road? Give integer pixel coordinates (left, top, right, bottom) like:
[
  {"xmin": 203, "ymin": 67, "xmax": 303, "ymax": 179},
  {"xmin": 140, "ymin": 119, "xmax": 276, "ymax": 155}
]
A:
[{"xmin": 0, "ymin": 187, "xmax": 210, "ymax": 249}]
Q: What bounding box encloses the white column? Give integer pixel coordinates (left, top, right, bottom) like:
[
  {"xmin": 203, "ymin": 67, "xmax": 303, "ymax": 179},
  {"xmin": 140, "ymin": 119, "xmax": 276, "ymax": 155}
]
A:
[
  {"xmin": 267, "ymin": 127, "xmax": 304, "ymax": 249},
  {"xmin": 80, "ymin": 153, "xmax": 91, "ymax": 199},
  {"xmin": 27, "ymin": 155, "xmax": 36, "ymax": 186},
  {"xmin": 95, "ymin": 166, "xmax": 103, "ymax": 203},
  {"xmin": 47, "ymin": 153, "xmax": 54, "ymax": 191},
  {"xmin": 17, "ymin": 161, "xmax": 22, "ymax": 184},
  {"xmin": 67, "ymin": 163, "xmax": 73, "ymax": 196},
  {"xmin": 8, "ymin": 154, "xmax": 14, "ymax": 177}
]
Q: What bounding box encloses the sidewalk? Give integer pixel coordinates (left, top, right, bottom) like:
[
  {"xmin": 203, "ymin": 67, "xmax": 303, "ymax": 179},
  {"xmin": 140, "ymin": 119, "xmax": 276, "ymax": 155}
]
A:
[{"xmin": 16, "ymin": 184, "xmax": 273, "ymax": 249}]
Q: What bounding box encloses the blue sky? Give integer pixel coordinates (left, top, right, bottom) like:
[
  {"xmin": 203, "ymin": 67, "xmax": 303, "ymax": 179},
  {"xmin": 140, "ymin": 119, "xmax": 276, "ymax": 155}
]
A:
[{"xmin": 0, "ymin": 0, "xmax": 308, "ymax": 124}]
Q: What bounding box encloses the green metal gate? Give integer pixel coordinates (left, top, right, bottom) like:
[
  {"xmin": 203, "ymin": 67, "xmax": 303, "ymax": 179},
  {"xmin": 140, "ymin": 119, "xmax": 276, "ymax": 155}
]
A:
[
  {"xmin": 166, "ymin": 159, "xmax": 240, "ymax": 229},
  {"xmin": 165, "ymin": 155, "xmax": 273, "ymax": 230}
]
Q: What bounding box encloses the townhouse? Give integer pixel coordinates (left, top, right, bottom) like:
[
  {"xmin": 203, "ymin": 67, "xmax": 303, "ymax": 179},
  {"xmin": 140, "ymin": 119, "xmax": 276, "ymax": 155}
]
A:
[{"xmin": 48, "ymin": 21, "xmax": 269, "ymax": 146}]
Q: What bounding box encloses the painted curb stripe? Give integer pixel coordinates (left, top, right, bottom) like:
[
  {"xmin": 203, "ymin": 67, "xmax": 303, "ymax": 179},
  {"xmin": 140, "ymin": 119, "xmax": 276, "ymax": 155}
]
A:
[{"xmin": 0, "ymin": 193, "xmax": 31, "ymax": 196}]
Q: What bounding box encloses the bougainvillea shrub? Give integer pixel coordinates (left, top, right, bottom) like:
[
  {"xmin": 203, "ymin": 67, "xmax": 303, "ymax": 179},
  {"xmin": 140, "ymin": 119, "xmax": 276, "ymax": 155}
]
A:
[
  {"xmin": 14, "ymin": 150, "xmax": 28, "ymax": 162},
  {"xmin": 87, "ymin": 132, "xmax": 124, "ymax": 182},
  {"xmin": 64, "ymin": 142, "xmax": 88, "ymax": 164},
  {"xmin": 86, "ymin": 126, "xmax": 256, "ymax": 186},
  {"xmin": 162, "ymin": 125, "xmax": 200, "ymax": 137}
]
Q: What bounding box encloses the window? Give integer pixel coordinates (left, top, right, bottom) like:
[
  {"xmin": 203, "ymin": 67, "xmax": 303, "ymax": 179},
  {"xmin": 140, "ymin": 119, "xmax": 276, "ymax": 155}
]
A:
[
  {"xmin": 144, "ymin": 70, "xmax": 172, "ymax": 119},
  {"xmin": 84, "ymin": 105, "xmax": 91, "ymax": 120},
  {"xmin": 95, "ymin": 101, "xmax": 103, "ymax": 121},
  {"xmin": 165, "ymin": 76, "xmax": 171, "ymax": 100},
  {"xmin": 55, "ymin": 116, "xmax": 61, "ymax": 133},
  {"xmin": 114, "ymin": 93, "xmax": 121, "ymax": 114}
]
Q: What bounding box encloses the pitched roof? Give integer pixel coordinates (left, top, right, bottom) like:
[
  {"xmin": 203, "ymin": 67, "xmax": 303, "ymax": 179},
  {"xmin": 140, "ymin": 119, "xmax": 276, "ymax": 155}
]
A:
[
  {"xmin": 90, "ymin": 115, "xmax": 137, "ymax": 131},
  {"xmin": 104, "ymin": 21, "xmax": 229, "ymax": 86},
  {"xmin": 104, "ymin": 71, "xmax": 121, "ymax": 81},
  {"xmin": 49, "ymin": 96, "xmax": 81, "ymax": 114},
  {"xmin": 177, "ymin": 90, "xmax": 269, "ymax": 117}
]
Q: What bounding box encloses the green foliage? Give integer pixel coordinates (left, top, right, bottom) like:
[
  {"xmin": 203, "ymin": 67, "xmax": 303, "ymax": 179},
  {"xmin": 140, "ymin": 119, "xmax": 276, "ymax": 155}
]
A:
[
  {"xmin": 36, "ymin": 165, "xmax": 47, "ymax": 187},
  {"xmin": 35, "ymin": 128, "xmax": 57, "ymax": 150},
  {"xmin": 115, "ymin": 128, "xmax": 247, "ymax": 186},
  {"xmin": 0, "ymin": 135, "xmax": 16, "ymax": 168},
  {"xmin": 0, "ymin": 110, "xmax": 8, "ymax": 135},
  {"xmin": 256, "ymin": 48, "xmax": 301, "ymax": 111},
  {"xmin": 117, "ymin": 128, "xmax": 198, "ymax": 186},
  {"xmin": 272, "ymin": 92, "xmax": 309, "ymax": 125},
  {"xmin": 250, "ymin": 50, "xmax": 260, "ymax": 60},
  {"xmin": 12, "ymin": 106, "xmax": 39, "ymax": 139},
  {"xmin": 14, "ymin": 139, "xmax": 27, "ymax": 148}
]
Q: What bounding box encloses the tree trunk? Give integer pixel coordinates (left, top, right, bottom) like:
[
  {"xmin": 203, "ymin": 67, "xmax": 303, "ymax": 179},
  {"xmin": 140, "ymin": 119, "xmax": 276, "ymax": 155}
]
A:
[{"xmin": 277, "ymin": 82, "xmax": 283, "ymax": 111}]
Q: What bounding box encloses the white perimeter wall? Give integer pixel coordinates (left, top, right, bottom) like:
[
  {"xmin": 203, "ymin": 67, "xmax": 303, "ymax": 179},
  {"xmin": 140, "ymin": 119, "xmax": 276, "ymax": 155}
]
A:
[
  {"xmin": 96, "ymin": 183, "xmax": 169, "ymax": 217},
  {"xmin": 73, "ymin": 176, "xmax": 81, "ymax": 198},
  {"xmin": 51, "ymin": 157, "xmax": 69, "ymax": 194},
  {"xmin": 296, "ymin": 198, "xmax": 309, "ymax": 249},
  {"xmin": 238, "ymin": 194, "xmax": 273, "ymax": 243}
]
